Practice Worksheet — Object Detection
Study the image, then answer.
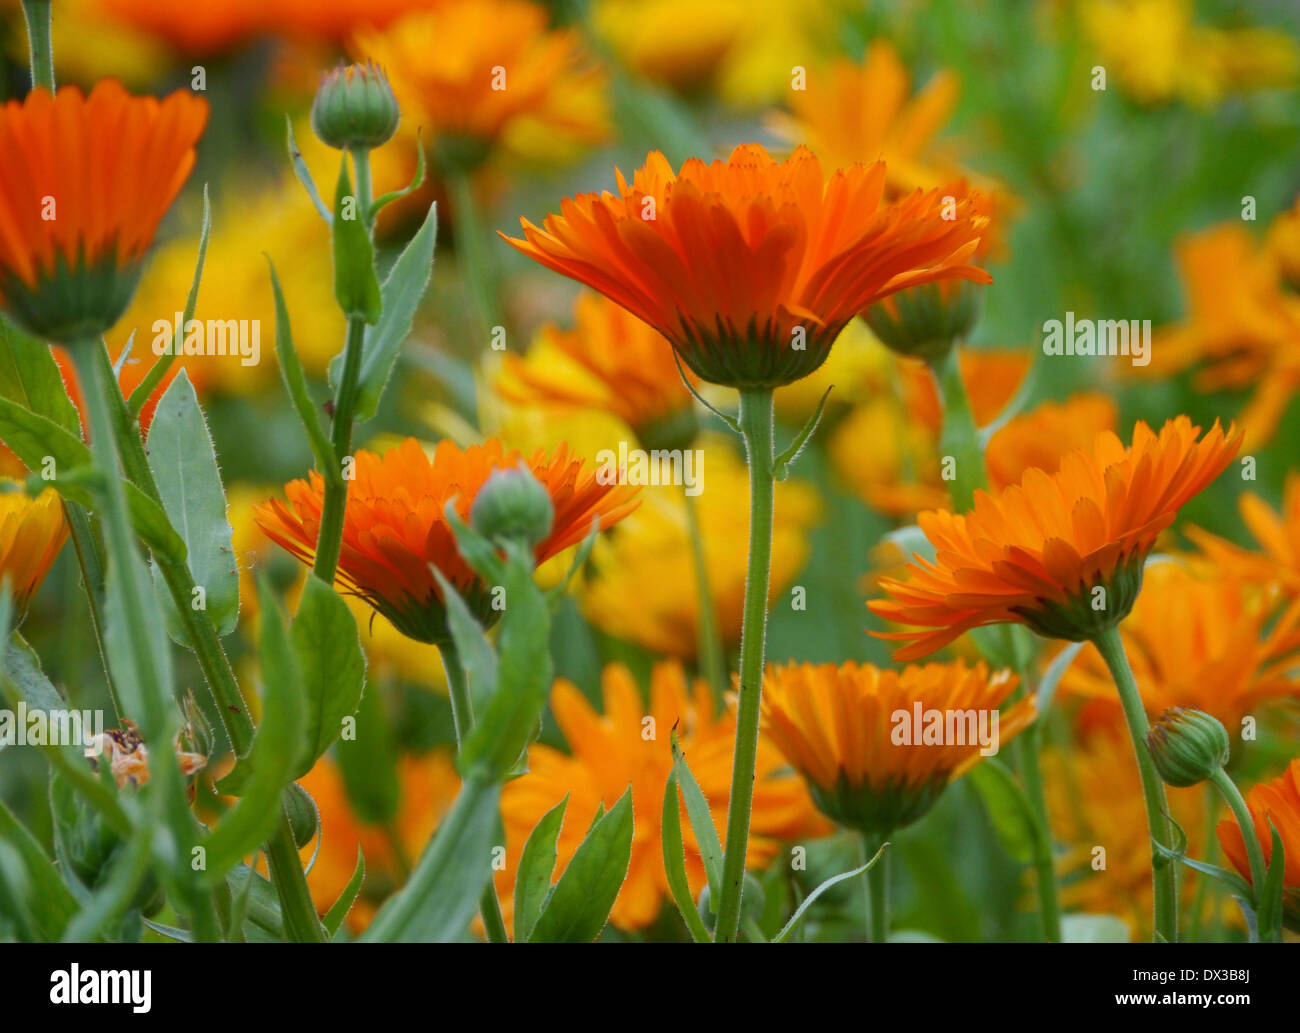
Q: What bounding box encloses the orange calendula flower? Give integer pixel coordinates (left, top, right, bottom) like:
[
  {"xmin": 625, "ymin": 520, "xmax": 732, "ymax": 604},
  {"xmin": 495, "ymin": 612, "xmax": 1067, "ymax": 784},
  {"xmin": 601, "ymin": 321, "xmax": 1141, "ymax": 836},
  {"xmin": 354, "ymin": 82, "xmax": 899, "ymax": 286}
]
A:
[
  {"xmin": 761, "ymin": 659, "xmax": 1032, "ymax": 836},
  {"xmin": 1056, "ymin": 559, "xmax": 1300, "ymax": 730},
  {"xmin": 1188, "ymin": 473, "xmax": 1300, "ymax": 598},
  {"xmin": 496, "ymin": 662, "xmax": 827, "ymax": 932},
  {"xmin": 253, "ymin": 437, "xmax": 638, "ymax": 644},
  {"xmin": 1217, "ymin": 758, "xmax": 1300, "ymax": 930},
  {"xmin": 983, "ymin": 394, "xmax": 1119, "ymax": 492},
  {"xmin": 0, "ymin": 480, "xmax": 69, "ymax": 613},
  {"xmin": 497, "ymin": 292, "xmax": 698, "ymax": 449},
  {"xmin": 504, "ymin": 143, "xmax": 992, "ymax": 389},
  {"xmin": 354, "ymin": 0, "xmax": 609, "ymax": 168},
  {"xmin": 869, "ymin": 417, "xmax": 1240, "ymax": 659},
  {"xmin": 0, "ymin": 81, "xmax": 207, "ymax": 343}
]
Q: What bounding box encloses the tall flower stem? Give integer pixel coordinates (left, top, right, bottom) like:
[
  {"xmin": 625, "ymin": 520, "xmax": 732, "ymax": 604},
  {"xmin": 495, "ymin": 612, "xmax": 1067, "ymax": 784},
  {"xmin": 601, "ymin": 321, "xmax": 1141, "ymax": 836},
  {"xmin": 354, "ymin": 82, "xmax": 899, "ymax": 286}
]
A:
[
  {"xmin": 90, "ymin": 340, "xmax": 325, "ymax": 943},
  {"xmin": 21, "ymin": 0, "xmax": 54, "ymax": 90},
  {"xmin": 715, "ymin": 386, "xmax": 776, "ymax": 943},
  {"xmin": 438, "ymin": 641, "xmax": 510, "ymax": 944},
  {"xmin": 1208, "ymin": 766, "xmax": 1269, "ymax": 939},
  {"xmin": 862, "ymin": 834, "xmax": 890, "ymax": 943},
  {"xmin": 929, "ymin": 343, "xmax": 1061, "ymax": 942},
  {"xmin": 447, "ymin": 170, "xmax": 497, "ymax": 345},
  {"xmin": 313, "ymin": 314, "xmax": 366, "ymax": 583},
  {"xmin": 1093, "ymin": 624, "xmax": 1178, "ymax": 942},
  {"xmin": 683, "ymin": 487, "xmax": 727, "ymax": 700}
]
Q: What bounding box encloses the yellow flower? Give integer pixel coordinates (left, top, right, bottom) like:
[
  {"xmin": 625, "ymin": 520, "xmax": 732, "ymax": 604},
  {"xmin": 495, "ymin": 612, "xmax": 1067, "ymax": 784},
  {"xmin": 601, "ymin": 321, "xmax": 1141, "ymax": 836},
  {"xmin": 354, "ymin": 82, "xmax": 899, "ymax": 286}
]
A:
[
  {"xmin": 577, "ymin": 438, "xmax": 820, "ymax": 658},
  {"xmin": 0, "ymin": 482, "xmax": 69, "ymax": 614},
  {"xmin": 354, "ymin": 0, "xmax": 610, "ymax": 168},
  {"xmin": 496, "ymin": 292, "xmax": 697, "ymax": 447},
  {"xmin": 1079, "ymin": 0, "xmax": 1298, "ymax": 107},
  {"xmin": 1145, "ymin": 222, "xmax": 1300, "ymax": 449},
  {"xmin": 496, "ymin": 661, "xmax": 827, "ymax": 932},
  {"xmin": 761, "ymin": 659, "xmax": 1033, "ymax": 836},
  {"xmin": 773, "ymin": 319, "xmax": 894, "ymax": 422},
  {"xmin": 1056, "ymin": 558, "xmax": 1300, "ymax": 730},
  {"xmin": 1043, "ymin": 725, "xmax": 1213, "ymax": 939},
  {"xmin": 107, "ymin": 180, "xmax": 339, "ymax": 396}
]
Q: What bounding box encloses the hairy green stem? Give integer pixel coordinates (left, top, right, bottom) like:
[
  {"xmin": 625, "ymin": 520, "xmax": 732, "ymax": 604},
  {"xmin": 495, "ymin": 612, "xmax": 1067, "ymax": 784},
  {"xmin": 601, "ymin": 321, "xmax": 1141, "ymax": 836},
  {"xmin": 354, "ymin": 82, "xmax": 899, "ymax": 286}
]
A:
[
  {"xmin": 683, "ymin": 487, "xmax": 727, "ymax": 701},
  {"xmin": 929, "ymin": 344, "xmax": 983, "ymax": 513},
  {"xmin": 1014, "ymin": 726, "xmax": 1062, "ymax": 942},
  {"xmin": 438, "ymin": 641, "xmax": 510, "ymax": 944},
  {"xmin": 715, "ymin": 387, "xmax": 775, "ymax": 943},
  {"xmin": 63, "ymin": 501, "xmax": 122, "ymax": 716},
  {"xmin": 1209, "ymin": 766, "xmax": 1268, "ymax": 940},
  {"xmin": 863, "ymin": 834, "xmax": 890, "ymax": 943},
  {"xmin": 1093, "ymin": 624, "xmax": 1178, "ymax": 942},
  {"xmin": 312, "ymin": 315, "xmax": 366, "ymax": 584},
  {"xmin": 21, "ymin": 0, "xmax": 54, "ymax": 91}
]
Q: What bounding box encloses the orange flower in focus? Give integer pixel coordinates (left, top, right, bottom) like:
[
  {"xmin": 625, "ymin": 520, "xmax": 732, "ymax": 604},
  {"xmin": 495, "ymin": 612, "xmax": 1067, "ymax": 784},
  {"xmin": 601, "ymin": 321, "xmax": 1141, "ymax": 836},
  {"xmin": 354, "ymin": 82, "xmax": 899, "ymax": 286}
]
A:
[
  {"xmin": 1055, "ymin": 559, "xmax": 1300, "ymax": 729},
  {"xmin": 497, "ymin": 292, "xmax": 697, "ymax": 447},
  {"xmin": 869, "ymin": 417, "xmax": 1240, "ymax": 659},
  {"xmin": 1188, "ymin": 474, "xmax": 1300, "ymax": 597},
  {"xmin": 1217, "ymin": 759, "xmax": 1300, "ymax": 930},
  {"xmin": 505, "ymin": 144, "xmax": 992, "ymax": 388},
  {"xmin": 0, "ymin": 81, "xmax": 207, "ymax": 342},
  {"xmin": 254, "ymin": 438, "xmax": 639, "ymax": 643},
  {"xmin": 761, "ymin": 659, "xmax": 1032, "ymax": 836},
  {"xmin": 496, "ymin": 662, "xmax": 826, "ymax": 932},
  {"xmin": 297, "ymin": 751, "xmax": 461, "ymax": 932},
  {"xmin": 354, "ymin": 0, "xmax": 609, "ymax": 166}
]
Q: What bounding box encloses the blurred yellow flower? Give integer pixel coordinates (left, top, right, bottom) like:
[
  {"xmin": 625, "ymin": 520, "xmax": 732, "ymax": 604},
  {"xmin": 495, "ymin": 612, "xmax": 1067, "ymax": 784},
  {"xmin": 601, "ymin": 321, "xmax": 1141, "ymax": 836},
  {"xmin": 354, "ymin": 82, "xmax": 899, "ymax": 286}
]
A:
[
  {"xmin": 354, "ymin": 0, "xmax": 610, "ymax": 168},
  {"xmin": 496, "ymin": 661, "xmax": 827, "ymax": 932},
  {"xmin": 773, "ymin": 319, "xmax": 894, "ymax": 422},
  {"xmin": 1043, "ymin": 725, "xmax": 1212, "ymax": 940},
  {"xmin": 1146, "ymin": 222, "xmax": 1300, "ymax": 449},
  {"xmin": 578, "ymin": 438, "xmax": 820, "ymax": 658},
  {"xmin": 1080, "ymin": 0, "xmax": 1298, "ymax": 107},
  {"xmin": 0, "ymin": 483, "xmax": 69, "ymax": 614},
  {"xmin": 1055, "ymin": 558, "xmax": 1300, "ymax": 729}
]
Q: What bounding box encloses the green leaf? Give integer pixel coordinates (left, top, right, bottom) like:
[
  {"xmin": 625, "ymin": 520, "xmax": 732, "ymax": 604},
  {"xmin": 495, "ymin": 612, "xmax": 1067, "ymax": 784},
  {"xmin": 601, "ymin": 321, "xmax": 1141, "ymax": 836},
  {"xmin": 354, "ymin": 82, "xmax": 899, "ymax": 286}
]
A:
[
  {"xmin": 289, "ymin": 577, "xmax": 366, "ymax": 778},
  {"xmin": 1037, "ymin": 641, "xmax": 1084, "ymax": 713},
  {"xmin": 286, "ymin": 118, "xmax": 333, "ymax": 224},
  {"xmin": 267, "ymin": 258, "xmax": 334, "ymax": 471},
  {"xmin": 661, "ymin": 770, "xmax": 713, "ymax": 942},
  {"xmin": 335, "ymin": 679, "xmax": 400, "ymax": 825},
  {"xmin": 528, "ymin": 789, "xmax": 633, "ymax": 943},
  {"xmin": 0, "ymin": 797, "xmax": 79, "ymax": 940},
  {"xmin": 773, "ymin": 385, "xmax": 832, "ymax": 480},
  {"xmin": 361, "ymin": 776, "xmax": 501, "ymax": 942},
  {"xmin": 1259, "ymin": 822, "xmax": 1286, "ymax": 943},
  {"xmin": 513, "ymin": 795, "xmax": 567, "ymax": 944},
  {"xmin": 368, "ymin": 141, "xmax": 427, "ymax": 222},
  {"xmin": 331, "ymin": 161, "xmax": 382, "ymax": 323},
  {"xmin": 349, "ymin": 203, "xmax": 437, "ymax": 423},
  {"xmin": 202, "ymin": 580, "xmax": 305, "ymax": 882},
  {"xmin": 324, "ymin": 847, "xmax": 366, "ymax": 938},
  {"xmin": 145, "ymin": 369, "xmax": 239, "ymax": 640},
  {"xmin": 225, "ymin": 863, "xmax": 287, "ymax": 942},
  {"xmin": 1060, "ymin": 913, "xmax": 1130, "ymax": 942},
  {"xmin": 771, "ymin": 842, "xmax": 888, "ymax": 943},
  {"xmin": 671, "ymin": 730, "xmax": 723, "ymax": 904},
  {"xmin": 0, "ymin": 395, "xmax": 91, "ymax": 475},
  {"xmin": 968, "ymin": 757, "xmax": 1039, "ymax": 865},
  {"xmin": 432, "ymin": 567, "xmax": 497, "ymax": 714},
  {"xmin": 0, "ymin": 317, "xmax": 80, "ymax": 434}
]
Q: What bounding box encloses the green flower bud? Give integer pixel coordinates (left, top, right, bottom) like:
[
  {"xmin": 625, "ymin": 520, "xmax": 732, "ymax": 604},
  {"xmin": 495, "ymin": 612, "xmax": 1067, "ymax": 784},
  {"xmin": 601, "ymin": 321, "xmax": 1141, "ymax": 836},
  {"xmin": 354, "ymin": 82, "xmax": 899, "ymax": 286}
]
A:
[
  {"xmin": 470, "ymin": 462, "xmax": 554, "ymax": 550},
  {"xmin": 864, "ymin": 280, "xmax": 982, "ymax": 363},
  {"xmin": 311, "ymin": 63, "xmax": 400, "ymax": 150},
  {"xmin": 1146, "ymin": 707, "xmax": 1230, "ymax": 787}
]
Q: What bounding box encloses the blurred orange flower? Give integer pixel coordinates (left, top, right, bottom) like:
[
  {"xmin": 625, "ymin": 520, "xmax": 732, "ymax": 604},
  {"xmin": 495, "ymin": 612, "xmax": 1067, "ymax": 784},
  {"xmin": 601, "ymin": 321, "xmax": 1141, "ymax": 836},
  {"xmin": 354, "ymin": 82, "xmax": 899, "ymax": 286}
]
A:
[
  {"xmin": 1188, "ymin": 474, "xmax": 1300, "ymax": 598},
  {"xmin": 496, "ymin": 662, "xmax": 827, "ymax": 932},
  {"xmin": 1217, "ymin": 758, "xmax": 1300, "ymax": 930}
]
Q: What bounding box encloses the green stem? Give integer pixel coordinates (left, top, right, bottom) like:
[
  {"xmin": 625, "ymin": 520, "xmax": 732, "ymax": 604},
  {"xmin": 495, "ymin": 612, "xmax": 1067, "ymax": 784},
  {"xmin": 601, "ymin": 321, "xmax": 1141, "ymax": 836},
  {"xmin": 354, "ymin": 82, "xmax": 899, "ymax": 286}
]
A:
[
  {"xmin": 20, "ymin": 0, "xmax": 54, "ymax": 91},
  {"xmin": 351, "ymin": 147, "xmax": 374, "ymax": 232},
  {"xmin": 438, "ymin": 641, "xmax": 510, "ymax": 944},
  {"xmin": 447, "ymin": 170, "xmax": 497, "ymax": 344},
  {"xmin": 63, "ymin": 501, "xmax": 122, "ymax": 717},
  {"xmin": 1014, "ymin": 725, "xmax": 1062, "ymax": 942},
  {"xmin": 1186, "ymin": 782, "xmax": 1219, "ymax": 942},
  {"xmin": 714, "ymin": 387, "xmax": 776, "ymax": 943},
  {"xmin": 90, "ymin": 340, "xmax": 325, "ymax": 943},
  {"xmin": 1093, "ymin": 624, "xmax": 1178, "ymax": 942},
  {"xmin": 683, "ymin": 487, "xmax": 727, "ymax": 702},
  {"xmin": 863, "ymin": 834, "xmax": 890, "ymax": 943},
  {"xmin": 312, "ymin": 315, "xmax": 366, "ymax": 584},
  {"xmin": 1209, "ymin": 765, "xmax": 1268, "ymax": 940},
  {"xmin": 929, "ymin": 344, "xmax": 983, "ymax": 513}
]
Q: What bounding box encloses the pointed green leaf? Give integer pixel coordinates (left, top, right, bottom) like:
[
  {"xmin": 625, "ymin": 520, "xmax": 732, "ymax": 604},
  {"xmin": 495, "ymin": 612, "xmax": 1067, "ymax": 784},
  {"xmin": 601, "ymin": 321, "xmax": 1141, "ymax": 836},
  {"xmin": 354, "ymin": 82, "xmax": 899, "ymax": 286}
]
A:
[
  {"xmin": 513, "ymin": 795, "xmax": 568, "ymax": 944},
  {"xmin": 331, "ymin": 161, "xmax": 381, "ymax": 323},
  {"xmin": 968, "ymin": 757, "xmax": 1038, "ymax": 865},
  {"xmin": 671, "ymin": 730, "xmax": 723, "ymax": 904},
  {"xmin": 267, "ymin": 258, "xmax": 333, "ymax": 470},
  {"xmin": 290, "ymin": 576, "xmax": 366, "ymax": 778},
  {"xmin": 324, "ymin": 847, "xmax": 367, "ymax": 938},
  {"xmin": 661, "ymin": 769, "xmax": 712, "ymax": 942},
  {"xmin": 0, "ymin": 317, "xmax": 80, "ymax": 433},
  {"xmin": 772, "ymin": 843, "xmax": 887, "ymax": 943}
]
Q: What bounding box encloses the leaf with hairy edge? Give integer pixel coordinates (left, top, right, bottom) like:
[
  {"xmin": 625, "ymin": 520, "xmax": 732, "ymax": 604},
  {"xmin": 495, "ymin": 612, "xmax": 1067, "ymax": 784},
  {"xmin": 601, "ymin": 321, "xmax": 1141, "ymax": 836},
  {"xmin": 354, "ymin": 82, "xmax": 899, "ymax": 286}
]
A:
[
  {"xmin": 324, "ymin": 848, "xmax": 366, "ymax": 938},
  {"xmin": 145, "ymin": 369, "xmax": 239, "ymax": 641},
  {"xmin": 513, "ymin": 795, "xmax": 567, "ymax": 944},
  {"xmin": 331, "ymin": 162, "xmax": 381, "ymax": 323},
  {"xmin": 290, "ymin": 576, "xmax": 366, "ymax": 778},
  {"xmin": 662, "ymin": 770, "xmax": 712, "ymax": 942},
  {"xmin": 0, "ymin": 318, "xmax": 80, "ymax": 433},
  {"xmin": 671, "ymin": 730, "xmax": 723, "ymax": 904},
  {"xmin": 968, "ymin": 758, "xmax": 1038, "ymax": 865},
  {"xmin": 528, "ymin": 789, "xmax": 634, "ymax": 943}
]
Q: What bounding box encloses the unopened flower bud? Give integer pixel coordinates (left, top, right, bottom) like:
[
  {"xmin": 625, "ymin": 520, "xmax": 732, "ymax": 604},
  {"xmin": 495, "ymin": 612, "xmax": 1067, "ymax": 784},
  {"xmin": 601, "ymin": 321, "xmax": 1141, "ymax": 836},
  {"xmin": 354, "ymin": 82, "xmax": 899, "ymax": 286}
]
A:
[
  {"xmin": 1146, "ymin": 707, "xmax": 1230, "ymax": 787},
  {"xmin": 470, "ymin": 463, "xmax": 554, "ymax": 550},
  {"xmin": 864, "ymin": 280, "xmax": 982, "ymax": 363},
  {"xmin": 311, "ymin": 62, "xmax": 400, "ymax": 150}
]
